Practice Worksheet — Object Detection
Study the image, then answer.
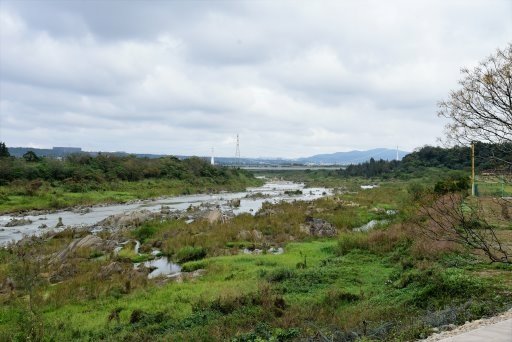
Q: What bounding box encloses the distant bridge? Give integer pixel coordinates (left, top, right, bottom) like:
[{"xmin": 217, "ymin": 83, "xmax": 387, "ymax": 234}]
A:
[{"xmin": 236, "ymin": 165, "xmax": 346, "ymax": 171}]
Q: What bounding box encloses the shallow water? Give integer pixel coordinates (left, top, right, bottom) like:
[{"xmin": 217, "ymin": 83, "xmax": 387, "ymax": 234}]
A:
[
  {"xmin": 353, "ymin": 219, "xmax": 389, "ymax": 232},
  {"xmin": 0, "ymin": 181, "xmax": 331, "ymax": 245},
  {"xmin": 135, "ymin": 257, "xmax": 181, "ymax": 279}
]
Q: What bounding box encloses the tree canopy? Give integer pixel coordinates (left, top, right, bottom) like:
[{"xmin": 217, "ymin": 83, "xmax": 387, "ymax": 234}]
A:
[{"xmin": 0, "ymin": 142, "xmax": 9, "ymax": 158}]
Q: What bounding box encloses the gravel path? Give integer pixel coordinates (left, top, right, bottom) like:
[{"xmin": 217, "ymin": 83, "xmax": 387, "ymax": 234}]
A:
[{"xmin": 421, "ymin": 309, "xmax": 512, "ymax": 341}]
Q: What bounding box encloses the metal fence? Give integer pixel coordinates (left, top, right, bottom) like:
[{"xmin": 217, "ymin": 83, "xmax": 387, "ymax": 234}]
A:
[{"xmin": 474, "ymin": 177, "xmax": 512, "ymax": 197}]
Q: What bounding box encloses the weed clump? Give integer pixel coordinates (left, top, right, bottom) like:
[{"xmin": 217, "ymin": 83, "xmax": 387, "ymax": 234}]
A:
[
  {"xmin": 131, "ymin": 224, "xmax": 157, "ymax": 243},
  {"xmin": 175, "ymin": 246, "xmax": 207, "ymax": 263},
  {"xmin": 265, "ymin": 267, "xmax": 295, "ymax": 282},
  {"xmin": 232, "ymin": 322, "xmax": 300, "ymax": 342},
  {"xmin": 181, "ymin": 260, "xmax": 208, "ymax": 272},
  {"xmin": 324, "ymin": 289, "xmax": 361, "ymax": 305},
  {"xmin": 336, "ymin": 233, "xmax": 369, "ymax": 255}
]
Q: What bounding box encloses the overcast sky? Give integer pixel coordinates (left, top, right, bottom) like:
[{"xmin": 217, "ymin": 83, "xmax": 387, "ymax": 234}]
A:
[{"xmin": 0, "ymin": 1, "xmax": 511, "ymax": 158}]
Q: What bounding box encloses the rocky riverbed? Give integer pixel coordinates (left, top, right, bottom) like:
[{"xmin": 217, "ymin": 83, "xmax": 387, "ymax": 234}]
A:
[{"xmin": 0, "ymin": 181, "xmax": 332, "ymax": 245}]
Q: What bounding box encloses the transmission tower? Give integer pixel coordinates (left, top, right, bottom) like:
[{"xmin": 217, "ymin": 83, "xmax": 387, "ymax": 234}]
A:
[{"xmin": 235, "ymin": 134, "xmax": 240, "ymax": 166}]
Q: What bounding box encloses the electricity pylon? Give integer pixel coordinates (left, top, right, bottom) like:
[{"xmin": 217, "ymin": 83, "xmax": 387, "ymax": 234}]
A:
[{"xmin": 235, "ymin": 134, "xmax": 240, "ymax": 167}]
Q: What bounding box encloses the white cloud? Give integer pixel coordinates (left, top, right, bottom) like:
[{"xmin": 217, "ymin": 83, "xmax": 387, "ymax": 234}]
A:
[{"xmin": 0, "ymin": 0, "xmax": 511, "ymax": 157}]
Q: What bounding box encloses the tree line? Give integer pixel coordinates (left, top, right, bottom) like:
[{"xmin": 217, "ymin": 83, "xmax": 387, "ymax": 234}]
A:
[
  {"xmin": 0, "ymin": 146, "xmax": 251, "ymax": 187},
  {"xmin": 337, "ymin": 143, "xmax": 512, "ymax": 178}
]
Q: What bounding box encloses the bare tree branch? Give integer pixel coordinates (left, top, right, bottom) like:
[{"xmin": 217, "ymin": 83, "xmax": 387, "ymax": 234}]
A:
[
  {"xmin": 438, "ymin": 44, "xmax": 512, "ymax": 158},
  {"xmin": 416, "ymin": 191, "xmax": 511, "ymax": 264}
]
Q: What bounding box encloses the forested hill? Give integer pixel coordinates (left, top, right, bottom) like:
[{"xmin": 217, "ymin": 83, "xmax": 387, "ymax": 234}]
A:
[
  {"xmin": 401, "ymin": 144, "xmax": 511, "ymax": 170},
  {"xmin": 0, "ymin": 147, "xmax": 262, "ymax": 213},
  {"xmin": 0, "ymin": 153, "xmax": 256, "ymax": 188},
  {"xmin": 339, "ymin": 143, "xmax": 512, "ymax": 178}
]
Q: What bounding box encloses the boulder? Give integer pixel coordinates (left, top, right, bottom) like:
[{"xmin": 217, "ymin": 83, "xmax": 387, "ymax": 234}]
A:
[
  {"xmin": 72, "ymin": 207, "xmax": 92, "ymax": 215},
  {"xmin": 237, "ymin": 230, "xmax": 251, "ymax": 240},
  {"xmin": 5, "ymin": 218, "xmax": 32, "ymax": 227},
  {"xmin": 228, "ymin": 198, "xmax": 241, "ymax": 208},
  {"xmin": 55, "ymin": 217, "xmax": 64, "ymax": 228},
  {"xmin": 98, "ymin": 210, "xmax": 155, "ymax": 229},
  {"xmin": 439, "ymin": 324, "xmax": 457, "ymax": 332},
  {"xmin": 99, "ymin": 262, "xmax": 127, "ymax": 280},
  {"xmin": 168, "ymin": 269, "xmax": 206, "ymax": 283},
  {"xmin": 49, "ymin": 263, "xmax": 78, "ymax": 284},
  {"xmin": 204, "ymin": 209, "xmax": 222, "ymax": 224},
  {"xmin": 52, "ymin": 234, "xmax": 112, "ymax": 263},
  {"xmin": 0, "ymin": 277, "xmax": 15, "ymax": 293},
  {"xmin": 251, "ymin": 229, "xmax": 263, "ymax": 240},
  {"xmin": 300, "ymin": 217, "xmax": 337, "ymax": 237},
  {"xmin": 256, "ymin": 208, "xmax": 276, "ymax": 217},
  {"xmin": 75, "ymin": 235, "xmax": 104, "ymax": 249}
]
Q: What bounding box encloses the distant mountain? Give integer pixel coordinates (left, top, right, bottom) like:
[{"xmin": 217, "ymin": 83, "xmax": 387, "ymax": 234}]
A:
[
  {"xmin": 6, "ymin": 146, "xmax": 163, "ymax": 159},
  {"xmin": 7, "ymin": 146, "xmax": 409, "ymax": 166},
  {"xmin": 8, "ymin": 147, "xmax": 84, "ymax": 158},
  {"xmin": 297, "ymin": 148, "xmax": 409, "ymax": 165}
]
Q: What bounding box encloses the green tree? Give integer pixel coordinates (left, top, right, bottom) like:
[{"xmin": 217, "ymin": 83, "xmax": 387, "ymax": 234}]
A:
[
  {"xmin": 23, "ymin": 151, "xmax": 40, "ymax": 162},
  {"xmin": 0, "ymin": 142, "xmax": 9, "ymax": 158}
]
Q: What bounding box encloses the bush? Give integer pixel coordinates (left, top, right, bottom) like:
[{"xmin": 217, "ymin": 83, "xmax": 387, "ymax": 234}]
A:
[
  {"xmin": 265, "ymin": 267, "xmax": 295, "ymax": 283},
  {"xmin": 324, "ymin": 289, "xmax": 361, "ymax": 305},
  {"xmin": 232, "ymin": 322, "xmax": 300, "ymax": 341},
  {"xmin": 175, "ymin": 246, "xmax": 207, "ymax": 263},
  {"xmin": 132, "ymin": 224, "xmax": 157, "ymax": 243},
  {"xmin": 402, "ymin": 267, "xmax": 485, "ymax": 307},
  {"xmin": 336, "ymin": 233, "xmax": 369, "ymax": 255},
  {"xmin": 434, "ymin": 175, "xmax": 470, "ymax": 194},
  {"xmin": 181, "ymin": 260, "xmax": 208, "ymax": 272}
]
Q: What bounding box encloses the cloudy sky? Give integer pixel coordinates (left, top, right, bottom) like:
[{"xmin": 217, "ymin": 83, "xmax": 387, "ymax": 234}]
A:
[{"xmin": 0, "ymin": 1, "xmax": 511, "ymax": 158}]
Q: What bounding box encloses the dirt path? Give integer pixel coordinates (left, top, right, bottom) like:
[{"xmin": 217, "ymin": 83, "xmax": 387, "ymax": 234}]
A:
[{"xmin": 422, "ymin": 309, "xmax": 512, "ymax": 341}]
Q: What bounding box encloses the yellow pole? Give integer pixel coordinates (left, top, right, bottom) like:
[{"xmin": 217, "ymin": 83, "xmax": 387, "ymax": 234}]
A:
[{"xmin": 471, "ymin": 142, "xmax": 475, "ymax": 196}]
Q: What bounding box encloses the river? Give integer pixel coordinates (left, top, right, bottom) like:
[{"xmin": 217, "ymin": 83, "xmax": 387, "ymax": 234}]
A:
[{"xmin": 0, "ymin": 180, "xmax": 331, "ymax": 245}]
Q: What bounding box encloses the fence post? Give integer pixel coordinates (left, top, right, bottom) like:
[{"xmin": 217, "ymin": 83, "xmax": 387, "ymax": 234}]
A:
[{"xmin": 502, "ymin": 176, "xmax": 505, "ymax": 198}]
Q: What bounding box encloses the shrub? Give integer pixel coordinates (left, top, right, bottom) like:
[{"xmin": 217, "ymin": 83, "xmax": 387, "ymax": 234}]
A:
[
  {"xmin": 403, "ymin": 267, "xmax": 485, "ymax": 307},
  {"xmin": 336, "ymin": 233, "xmax": 369, "ymax": 255},
  {"xmin": 192, "ymin": 292, "xmax": 263, "ymax": 315},
  {"xmin": 132, "ymin": 224, "xmax": 157, "ymax": 243},
  {"xmin": 232, "ymin": 322, "xmax": 300, "ymax": 341},
  {"xmin": 367, "ymin": 226, "xmax": 410, "ymax": 254},
  {"xmin": 434, "ymin": 175, "xmax": 470, "ymax": 194},
  {"xmin": 265, "ymin": 267, "xmax": 295, "ymax": 282},
  {"xmin": 324, "ymin": 289, "xmax": 361, "ymax": 305},
  {"xmin": 175, "ymin": 246, "xmax": 207, "ymax": 263},
  {"xmin": 181, "ymin": 260, "xmax": 208, "ymax": 272},
  {"xmin": 25, "ymin": 179, "xmax": 43, "ymax": 196}
]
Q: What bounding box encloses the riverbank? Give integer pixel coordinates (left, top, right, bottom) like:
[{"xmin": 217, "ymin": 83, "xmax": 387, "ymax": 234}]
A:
[{"xmin": 0, "ymin": 175, "xmax": 263, "ymax": 215}]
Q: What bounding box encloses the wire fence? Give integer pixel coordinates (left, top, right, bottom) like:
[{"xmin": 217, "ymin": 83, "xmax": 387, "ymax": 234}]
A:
[{"xmin": 475, "ymin": 176, "xmax": 512, "ymax": 197}]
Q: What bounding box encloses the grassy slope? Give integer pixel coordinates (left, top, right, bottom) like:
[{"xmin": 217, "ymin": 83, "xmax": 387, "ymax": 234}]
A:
[
  {"xmin": 2, "ymin": 239, "xmax": 509, "ymax": 341},
  {"xmin": 0, "ymin": 241, "xmax": 394, "ymax": 340}
]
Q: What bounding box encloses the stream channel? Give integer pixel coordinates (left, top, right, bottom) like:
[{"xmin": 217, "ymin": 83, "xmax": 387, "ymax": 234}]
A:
[{"xmin": 0, "ymin": 180, "xmax": 332, "ymax": 246}]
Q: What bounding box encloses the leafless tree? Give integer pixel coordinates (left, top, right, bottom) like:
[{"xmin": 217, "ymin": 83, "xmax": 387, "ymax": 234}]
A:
[
  {"xmin": 438, "ymin": 43, "xmax": 512, "ymax": 161},
  {"xmin": 417, "ymin": 191, "xmax": 510, "ymax": 264}
]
